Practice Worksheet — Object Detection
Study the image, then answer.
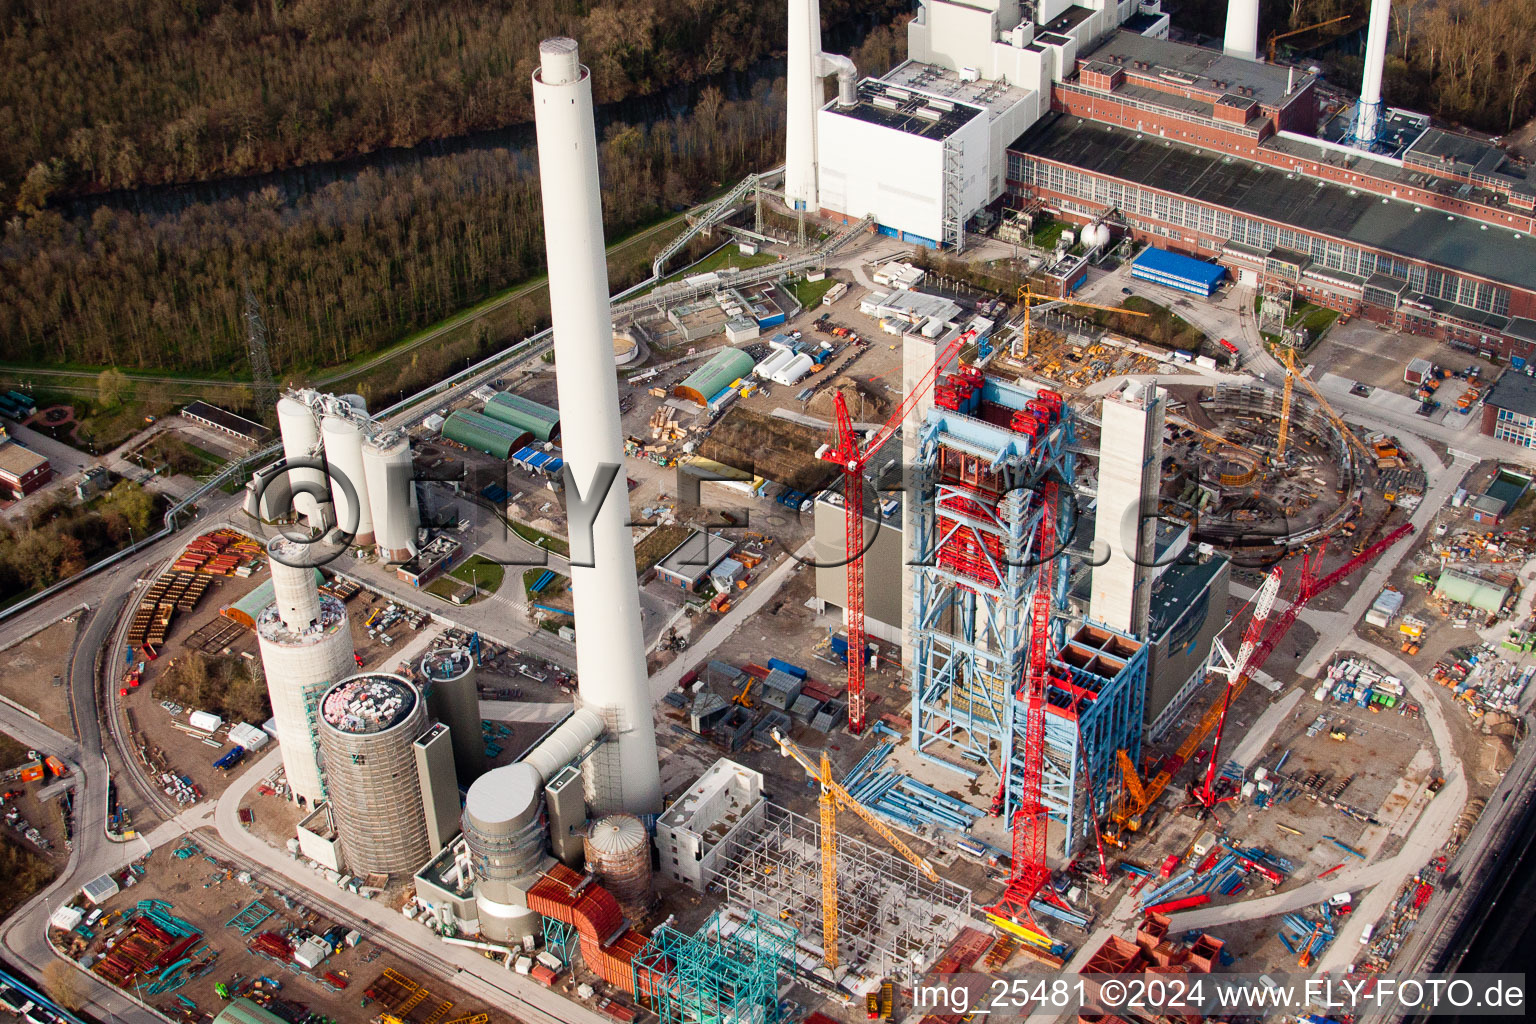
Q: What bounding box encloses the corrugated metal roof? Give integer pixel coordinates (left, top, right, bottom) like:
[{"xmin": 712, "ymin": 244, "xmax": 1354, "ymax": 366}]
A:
[
  {"xmin": 1434, "ymin": 569, "xmax": 1509, "ymax": 613},
  {"xmin": 1133, "ymin": 247, "xmax": 1227, "ymax": 288},
  {"xmin": 484, "ymin": 392, "xmax": 561, "ymax": 442},
  {"xmin": 442, "ymin": 409, "xmax": 529, "ymax": 459},
  {"xmin": 675, "ymin": 348, "xmax": 754, "ymax": 404},
  {"xmin": 213, "ymin": 999, "xmax": 290, "ymax": 1024}
]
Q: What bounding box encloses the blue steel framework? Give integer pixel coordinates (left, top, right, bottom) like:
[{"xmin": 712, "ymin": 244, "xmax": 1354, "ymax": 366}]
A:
[
  {"xmin": 909, "ymin": 376, "xmax": 1147, "ymax": 854},
  {"xmin": 632, "ymin": 910, "xmax": 798, "ymax": 1024},
  {"xmin": 541, "ymin": 915, "xmax": 577, "ymax": 967}
]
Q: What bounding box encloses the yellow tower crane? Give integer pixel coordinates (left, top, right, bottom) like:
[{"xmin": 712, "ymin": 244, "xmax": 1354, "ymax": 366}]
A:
[
  {"xmin": 1013, "ymin": 288, "xmax": 1149, "ymax": 358},
  {"xmin": 1276, "ymin": 352, "xmax": 1296, "ymax": 459},
  {"xmin": 770, "ymin": 730, "xmax": 939, "ymax": 969},
  {"xmin": 1283, "ymin": 349, "xmax": 1375, "ymax": 463}
]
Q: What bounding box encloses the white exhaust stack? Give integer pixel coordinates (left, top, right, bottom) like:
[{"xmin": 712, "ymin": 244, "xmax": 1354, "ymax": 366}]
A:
[
  {"xmin": 1222, "ymin": 0, "xmax": 1260, "ymax": 61},
  {"xmin": 785, "ymin": 0, "xmax": 857, "ymax": 212},
  {"xmin": 531, "ymin": 38, "xmax": 662, "ymax": 817},
  {"xmin": 1354, "ymin": 0, "xmax": 1392, "ymax": 146}
]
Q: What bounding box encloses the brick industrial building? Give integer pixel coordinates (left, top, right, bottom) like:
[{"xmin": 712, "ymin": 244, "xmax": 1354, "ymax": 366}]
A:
[{"xmin": 1006, "ymin": 30, "xmax": 1536, "ymax": 358}]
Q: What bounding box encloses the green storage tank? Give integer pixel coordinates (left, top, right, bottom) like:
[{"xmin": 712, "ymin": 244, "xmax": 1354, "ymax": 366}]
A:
[
  {"xmin": 674, "ymin": 347, "xmax": 754, "ymax": 405},
  {"xmin": 483, "ymin": 392, "xmax": 561, "ymax": 443},
  {"xmin": 441, "ymin": 410, "xmax": 530, "ymax": 459}
]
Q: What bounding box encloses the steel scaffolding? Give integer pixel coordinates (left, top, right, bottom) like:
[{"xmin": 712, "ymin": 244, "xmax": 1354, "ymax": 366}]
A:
[
  {"xmin": 708, "ymin": 801, "xmax": 972, "ymax": 979},
  {"xmin": 909, "ymin": 374, "xmax": 1148, "ymax": 854},
  {"xmin": 541, "ymin": 915, "xmax": 577, "ymax": 967},
  {"xmin": 632, "ymin": 910, "xmax": 797, "ymax": 1024}
]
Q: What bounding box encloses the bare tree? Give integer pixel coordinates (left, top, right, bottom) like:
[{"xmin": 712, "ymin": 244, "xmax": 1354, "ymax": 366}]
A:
[{"xmin": 43, "ymin": 960, "xmax": 84, "ymax": 1012}]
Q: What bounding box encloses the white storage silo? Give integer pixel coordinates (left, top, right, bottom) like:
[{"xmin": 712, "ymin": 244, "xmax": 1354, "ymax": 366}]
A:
[
  {"xmin": 321, "ymin": 415, "xmax": 374, "ymax": 546},
  {"xmin": 363, "ymin": 433, "xmax": 418, "ymax": 562},
  {"xmin": 277, "ymin": 396, "xmax": 331, "ymax": 530}
]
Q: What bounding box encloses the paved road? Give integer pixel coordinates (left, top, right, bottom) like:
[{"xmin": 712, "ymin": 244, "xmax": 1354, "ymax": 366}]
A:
[{"xmin": 0, "ymin": 598, "xmax": 165, "ymax": 1024}]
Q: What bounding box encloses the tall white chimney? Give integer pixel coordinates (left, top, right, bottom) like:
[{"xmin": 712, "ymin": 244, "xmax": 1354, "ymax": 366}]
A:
[
  {"xmin": 1354, "ymin": 0, "xmax": 1392, "ymax": 146},
  {"xmin": 1222, "ymin": 0, "xmax": 1260, "ymax": 61},
  {"xmin": 531, "ymin": 38, "xmax": 663, "ymax": 817},
  {"xmin": 785, "ymin": 0, "xmax": 857, "ymax": 213},
  {"xmin": 785, "ymin": 0, "xmax": 825, "ymax": 211}
]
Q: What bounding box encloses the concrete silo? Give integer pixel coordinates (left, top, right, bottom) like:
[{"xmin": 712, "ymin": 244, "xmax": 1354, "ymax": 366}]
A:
[
  {"xmin": 317, "ymin": 673, "xmax": 432, "ymax": 876},
  {"xmin": 462, "ymin": 763, "xmax": 552, "ymax": 942},
  {"xmin": 256, "ymin": 536, "xmax": 356, "ymax": 807},
  {"xmin": 363, "ymin": 432, "xmax": 418, "ymax": 563},
  {"xmin": 419, "ymin": 647, "xmax": 487, "ymax": 784},
  {"xmin": 276, "ymin": 396, "xmax": 331, "ymax": 530},
  {"xmin": 320, "ymin": 415, "xmax": 374, "ymax": 546}
]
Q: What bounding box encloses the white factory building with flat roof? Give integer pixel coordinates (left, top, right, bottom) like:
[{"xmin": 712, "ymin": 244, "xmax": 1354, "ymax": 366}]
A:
[{"xmin": 810, "ymin": 0, "xmax": 1157, "ymax": 249}]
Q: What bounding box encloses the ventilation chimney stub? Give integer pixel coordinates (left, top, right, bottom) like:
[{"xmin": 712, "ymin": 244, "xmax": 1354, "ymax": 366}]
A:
[{"xmin": 540, "ymin": 37, "xmax": 581, "ymax": 85}]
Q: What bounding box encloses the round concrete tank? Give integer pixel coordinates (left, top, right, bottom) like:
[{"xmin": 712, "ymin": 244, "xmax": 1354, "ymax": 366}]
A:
[
  {"xmin": 584, "ymin": 814, "xmax": 652, "ymax": 918},
  {"xmin": 277, "ymin": 396, "xmax": 330, "ymax": 529},
  {"xmin": 1218, "ymin": 457, "xmax": 1258, "ymax": 487},
  {"xmin": 463, "ymin": 763, "xmax": 547, "ymax": 942},
  {"xmin": 612, "ymin": 331, "xmax": 640, "ymax": 366},
  {"xmin": 321, "ymin": 415, "xmax": 374, "ymax": 545},
  {"xmin": 317, "ymin": 673, "xmax": 431, "ymax": 876},
  {"xmin": 363, "ymin": 433, "xmax": 417, "ymax": 562},
  {"xmin": 419, "ymin": 646, "xmax": 487, "ymax": 783}
]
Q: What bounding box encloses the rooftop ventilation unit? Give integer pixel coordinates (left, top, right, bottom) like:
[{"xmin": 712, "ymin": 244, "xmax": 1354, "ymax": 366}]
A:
[
  {"xmin": 873, "ymin": 95, "xmax": 900, "ymax": 109},
  {"xmin": 886, "ymin": 87, "xmax": 911, "ymax": 100},
  {"xmin": 929, "ymin": 98, "xmax": 956, "ymax": 111},
  {"xmin": 916, "ymin": 106, "xmax": 944, "ymax": 121}
]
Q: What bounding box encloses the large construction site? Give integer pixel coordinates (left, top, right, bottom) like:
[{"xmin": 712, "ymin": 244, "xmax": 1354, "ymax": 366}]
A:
[{"xmin": 12, "ymin": 1, "xmax": 1536, "ymax": 1022}]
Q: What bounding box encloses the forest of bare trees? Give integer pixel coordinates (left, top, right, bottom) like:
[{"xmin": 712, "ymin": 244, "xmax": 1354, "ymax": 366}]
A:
[
  {"xmin": 0, "ymin": 20, "xmax": 910, "ymax": 376},
  {"xmin": 0, "ymin": 0, "xmax": 905, "ymax": 205}
]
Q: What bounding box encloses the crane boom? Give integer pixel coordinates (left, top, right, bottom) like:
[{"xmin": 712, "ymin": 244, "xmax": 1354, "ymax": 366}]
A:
[
  {"xmin": 821, "ymin": 328, "xmax": 971, "ymax": 733},
  {"xmin": 1168, "ymin": 414, "xmax": 1266, "ymax": 461},
  {"xmin": 985, "ymin": 480, "xmax": 1065, "ymax": 941},
  {"xmin": 1266, "ymin": 14, "xmax": 1351, "ymax": 61},
  {"xmin": 1277, "ymin": 355, "xmax": 1295, "ymax": 459},
  {"xmin": 1285, "ymin": 349, "xmax": 1374, "ymax": 463},
  {"xmin": 770, "ymin": 730, "xmax": 941, "ymax": 968},
  {"xmin": 1013, "ymin": 288, "xmax": 1148, "ymax": 358},
  {"xmin": 1110, "ymin": 522, "xmax": 1414, "ymax": 837}
]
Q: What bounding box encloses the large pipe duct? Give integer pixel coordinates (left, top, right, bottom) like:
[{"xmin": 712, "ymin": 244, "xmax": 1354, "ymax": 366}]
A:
[
  {"xmin": 531, "ymin": 38, "xmax": 662, "ymax": 817},
  {"xmin": 1222, "ymin": 0, "xmax": 1260, "ymax": 61},
  {"xmin": 785, "ymin": 0, "xmax": 857, "ymax": 211},
  {"xmin": 1354, "ymin": 0, "xmax": 1392, "ymax": 146}
]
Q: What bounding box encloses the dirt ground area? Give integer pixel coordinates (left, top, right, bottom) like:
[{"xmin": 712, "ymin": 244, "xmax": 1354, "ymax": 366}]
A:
[
  {"xmin": 0, "ymin": 615, "xmax": 83, "ymax": 735},
  {"xmin": 52, "ymin": 833, "xmax": 507, "ymax": 1024}
]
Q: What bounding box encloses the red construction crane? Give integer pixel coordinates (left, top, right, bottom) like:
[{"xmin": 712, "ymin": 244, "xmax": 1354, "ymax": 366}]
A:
[
  {"xmin": 985, "ymin": 478, "xmax": 1069, "ymax": 942},
  {"xmin": 1196, "ymin": 565, "xmax": 1283, "ymax": 808},
  {"xmin": 819, "ymin": 327, "xmax": 975, "ymax": 733},
  {"xmin": 1111, "ymin": 520, "xmax": 1414, "ymax": 840}
]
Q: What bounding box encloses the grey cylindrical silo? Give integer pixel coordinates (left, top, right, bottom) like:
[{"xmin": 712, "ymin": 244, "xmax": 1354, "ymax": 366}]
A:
[
  {"xmin": 419, "ymin": 647, "xmax": 487, "ymax": 784},
  {"xmin": 317, "ymin": 673, "xmax": 431, "ymax": 876},
  {"xmin": 463, "ymin": 763, "xmax": 547, "ymax": 942}
]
